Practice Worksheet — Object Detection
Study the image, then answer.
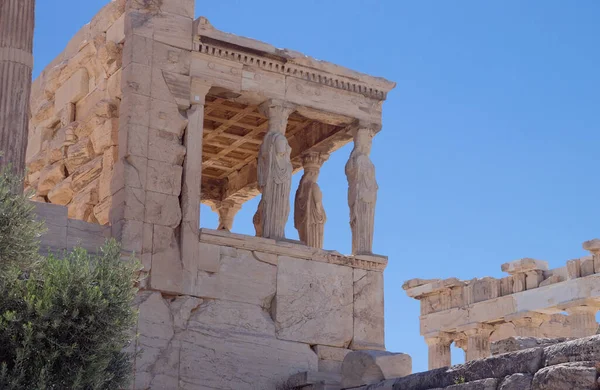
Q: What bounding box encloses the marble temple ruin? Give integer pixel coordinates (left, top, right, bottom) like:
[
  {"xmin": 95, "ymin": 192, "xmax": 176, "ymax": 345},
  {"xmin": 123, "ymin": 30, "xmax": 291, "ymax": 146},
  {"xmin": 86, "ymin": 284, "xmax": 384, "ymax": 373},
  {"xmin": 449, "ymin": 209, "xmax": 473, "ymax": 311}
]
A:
[
  {"xmin": 404, "ymin": 239, "xmax": 600, "ymax": 371},
  {"xmin": 23, "ymin": 0, "xmax": 398, "ymax": 388}
]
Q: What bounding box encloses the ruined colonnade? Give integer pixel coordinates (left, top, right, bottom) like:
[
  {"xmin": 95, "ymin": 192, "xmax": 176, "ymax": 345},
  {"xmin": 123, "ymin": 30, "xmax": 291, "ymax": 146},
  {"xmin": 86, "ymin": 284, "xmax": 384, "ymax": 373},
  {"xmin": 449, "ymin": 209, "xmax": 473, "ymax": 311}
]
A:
[{"xmin": 406, "ymin": 245, "xmax": 600, "ymax": 370}]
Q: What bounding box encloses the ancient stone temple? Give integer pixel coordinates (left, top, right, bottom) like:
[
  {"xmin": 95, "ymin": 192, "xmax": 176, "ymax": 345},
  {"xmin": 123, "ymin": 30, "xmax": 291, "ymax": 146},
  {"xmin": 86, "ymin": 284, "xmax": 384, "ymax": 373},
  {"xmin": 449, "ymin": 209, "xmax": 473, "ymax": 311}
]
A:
[
  {"xmin": 26, "ymin": 0, "xmax": 397, "ymax": 388},
  {"xmin": 404, "ymin": 239, "xmax": 600, "ymax": 371}
]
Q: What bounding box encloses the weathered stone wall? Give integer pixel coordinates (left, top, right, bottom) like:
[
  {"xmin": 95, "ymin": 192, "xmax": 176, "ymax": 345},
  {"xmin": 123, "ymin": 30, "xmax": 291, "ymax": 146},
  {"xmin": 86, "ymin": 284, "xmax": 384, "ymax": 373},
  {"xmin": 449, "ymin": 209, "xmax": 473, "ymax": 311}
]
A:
[
  {"xmin": 26, "ymin": 0, "xmax": 125, "ymax": 225},
  {"xmin": 34, "ymin": 201, "xmax": 111, "ymax": 256},
  {"xmin": 133, "ymin": 228, "xmax": 386, "ymax": 389},
  {"xmin": 349, "ymin": 335, "xmax": 600, "ymax": 390}
]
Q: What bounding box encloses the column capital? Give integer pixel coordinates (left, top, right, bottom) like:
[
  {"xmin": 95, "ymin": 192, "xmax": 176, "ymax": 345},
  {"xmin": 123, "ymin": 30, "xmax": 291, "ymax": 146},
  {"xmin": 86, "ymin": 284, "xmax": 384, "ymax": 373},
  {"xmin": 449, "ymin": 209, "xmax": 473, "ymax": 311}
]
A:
[
  {"xmin": 424, "ymin": 332, "xmax": 453, "ymax": 346},
  {"xmin": 301, "ymin": 152, "xmax": 329, "ymax": 171},
  {"xmin": 457, "ymin": 323, "xmax": 495, "ymax": 337},
  {"xmin": 258, "ymin": 99, "xmax": 296, "ymax": 134},
  {"xmin": 358, "ymin": 120, "xmax": 381, "ymax": 131},
  {"xmin": 564, "ymin": 305, "xmax": 600, "ymax": 315},
  {"xmin": 190, "ymin": 78, "xmax": 212, "ymax": 105},
  {"xmin": 583, "ymin": 239, "xmax": 600, "ymax": 255}
]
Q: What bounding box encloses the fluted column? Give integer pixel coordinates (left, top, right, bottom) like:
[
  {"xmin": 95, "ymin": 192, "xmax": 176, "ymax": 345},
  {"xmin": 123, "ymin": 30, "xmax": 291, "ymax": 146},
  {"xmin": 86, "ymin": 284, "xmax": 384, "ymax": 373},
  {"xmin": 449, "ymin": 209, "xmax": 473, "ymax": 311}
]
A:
[
  {"xmin": 463, "ymin": 324, "xmax": 494, "ymax": 361},
  {"xmin": 253, "ymin": 99, "xmax": 295, "ymax": 239},
  {"xmin": 566, "ymin": 306, "xmax": 598, "ymax": 338},
  {"xmin": 0, "ymin": 0, "xmax": 35, "ymax": 178},
  {"xmin": 346, "ymin": 126, "xmax": 379, "ymax": 255},
  {"xmin": 425, "ymin": 333, "xmax": 452, "ymax": 369}
]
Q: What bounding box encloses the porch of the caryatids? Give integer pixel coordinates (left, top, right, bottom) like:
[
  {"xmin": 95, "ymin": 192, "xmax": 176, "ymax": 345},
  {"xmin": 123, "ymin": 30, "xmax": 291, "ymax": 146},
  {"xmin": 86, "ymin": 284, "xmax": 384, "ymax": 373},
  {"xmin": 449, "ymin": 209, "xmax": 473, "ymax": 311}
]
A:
[
  {"xmin": 253, "ymin": 99, "xmax": 295, "ymax": 240},
  {"xmin": 294, "ymin": 152, "xmax": 329, "ymax": 249},
  {"xmin": 346, "ymin": 126, "xmax": 379, "ymax": 255}
]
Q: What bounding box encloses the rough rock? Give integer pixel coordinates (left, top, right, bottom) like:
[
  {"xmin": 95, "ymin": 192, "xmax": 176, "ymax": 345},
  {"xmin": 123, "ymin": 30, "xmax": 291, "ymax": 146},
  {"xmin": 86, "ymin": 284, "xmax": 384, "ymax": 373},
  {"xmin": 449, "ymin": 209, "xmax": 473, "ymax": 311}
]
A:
[
  {"xmin": 446, "ymin": 378, "xmax": 499, "ymax": 390},
  {"xmin": 65, "ymin": 137, "xmax": 94, "ymax": 172},
  {"xmin": 389, "ymin": 348, "xmax": 543, "ymax": 390},
  {"xmin": 499, "ymin": 373, "xmax": 534, "ymax": 390},
  {"xmin": 532, "ymin": 362, "xmax": 598, "ymax": 390},
  {"xmin": 90, "ymin": 118, "xmax": 118, "ymax": 155},
  {"xmin": 47, "ymin": 176, "xmax": 73, "ymax": 205},
  {"xmin": 38, "ymin": 161, "xmax": 66, "ymax": 196},
  {"xmin": 71, "ymin": 156, "xmax": 103, "ymax": 192},
  {"xmin": 543, "ymin": 335, "xmax": 600, "ymax": 366},
  {"xmin": 341, "ymin": 350, "xmax": 411, "ymax": 388},
  {"xmin": 491, "ymin": 337, "xmax": 572, "ymax": 356},
  {"xmin": 274, "ymin": 256, "xmax": 353, "ymax": 347}
]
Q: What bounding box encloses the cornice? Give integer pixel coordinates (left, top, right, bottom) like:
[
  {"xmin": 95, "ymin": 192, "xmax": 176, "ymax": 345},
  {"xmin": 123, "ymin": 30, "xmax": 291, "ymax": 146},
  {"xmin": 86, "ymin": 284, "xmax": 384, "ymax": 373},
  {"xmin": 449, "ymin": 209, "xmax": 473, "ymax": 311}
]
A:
[{"xmin": 193, "ymin": 18, "xmax": 395, "ymax": 101}]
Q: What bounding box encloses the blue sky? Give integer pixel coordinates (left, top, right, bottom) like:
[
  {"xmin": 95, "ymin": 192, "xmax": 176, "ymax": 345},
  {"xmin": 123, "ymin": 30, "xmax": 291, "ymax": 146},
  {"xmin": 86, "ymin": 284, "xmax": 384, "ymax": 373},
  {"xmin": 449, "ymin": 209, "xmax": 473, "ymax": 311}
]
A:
[{"xmin": 34, "ymin": 0, "xmax": 600, "ymax": 373}]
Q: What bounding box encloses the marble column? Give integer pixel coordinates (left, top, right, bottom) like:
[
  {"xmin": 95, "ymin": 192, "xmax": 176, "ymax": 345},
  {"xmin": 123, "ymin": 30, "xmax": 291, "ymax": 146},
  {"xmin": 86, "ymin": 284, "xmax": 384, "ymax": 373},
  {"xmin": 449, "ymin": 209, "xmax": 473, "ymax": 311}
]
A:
[
  {"xmin": 425, "ymin": 333, "xmax": 452, "ymax": 370},
  {"xmin": 211, "ymin": 199, "xmax": 242, "ymax": 231},
  {"xmin": 346, "ymin": 126, "xmax": 378, "ymax": 254},
  {"xmin": 455, "ymin": 337, "xmax": 468, "ymax": 361},
  {"xmin": 463, "ymin": 324, "xmax": 494, "ymax": 361},
  {"xmin": 294, "ymin": 152, "xmax": 328, "ymax": 248},
  {"xmin": 0, "ymin": 0, "xmax": 35, "ymax": 177},
  {"xmin": 253, "ymin": 99, "xmax": 294, "ymax": 239},
  {"xmin": 566, "ymin": 306, "xmax": 599, "ymax": 338},
  {"xmin": 180, "ymin": 80, "xmax": 211, "ymax": 261}
]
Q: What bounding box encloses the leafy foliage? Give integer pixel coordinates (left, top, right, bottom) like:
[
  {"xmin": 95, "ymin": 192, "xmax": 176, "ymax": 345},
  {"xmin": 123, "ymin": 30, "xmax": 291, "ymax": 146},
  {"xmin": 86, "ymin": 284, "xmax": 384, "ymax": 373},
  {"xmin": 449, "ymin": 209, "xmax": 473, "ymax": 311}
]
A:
[
  {"xmin": 0, "ymin": 166, "xmax": 45, "ymax": 272},
  {"xmin": 0, "ymin": 241, "xmax": 140, "ymax": 389}
]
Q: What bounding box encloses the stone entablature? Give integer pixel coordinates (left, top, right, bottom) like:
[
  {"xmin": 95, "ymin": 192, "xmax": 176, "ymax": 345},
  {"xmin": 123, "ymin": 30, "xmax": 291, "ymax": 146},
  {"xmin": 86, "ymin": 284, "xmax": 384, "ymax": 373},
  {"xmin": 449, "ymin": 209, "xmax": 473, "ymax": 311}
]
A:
[
  {"xmin": 404, "ymin": 240, "xmax": 600, "ymax": 369},
  {"xmin": 194, "ymin": 18, "xmax": 390, "ymax": 101}
]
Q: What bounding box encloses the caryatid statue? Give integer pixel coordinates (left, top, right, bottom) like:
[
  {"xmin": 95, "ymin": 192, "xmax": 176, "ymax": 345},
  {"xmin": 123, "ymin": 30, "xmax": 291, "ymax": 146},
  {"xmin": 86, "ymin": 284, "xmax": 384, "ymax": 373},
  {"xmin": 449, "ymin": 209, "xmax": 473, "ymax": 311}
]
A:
[
  {"xmin": 345, "ymin": 127, "xmax": 378, "ymax": 254},
  {"xmin": 294, "ymin": 152, "xmax": 329, "ymax": 248},
  {"xmin": 253, "ymin": 101, "xmax": 295, "ymax": 239}
]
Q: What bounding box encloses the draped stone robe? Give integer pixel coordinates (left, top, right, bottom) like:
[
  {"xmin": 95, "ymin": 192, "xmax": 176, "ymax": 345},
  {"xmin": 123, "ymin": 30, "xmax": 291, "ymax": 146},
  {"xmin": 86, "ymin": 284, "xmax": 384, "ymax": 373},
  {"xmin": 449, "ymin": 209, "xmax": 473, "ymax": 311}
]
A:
[
  {"xmin": 346, "ymin": 150, "xmax": 378, "ymax": 254},
  {"xmin": 254, "ymin": 131, "xmax": 293, "ymax": 239},
  {"xmin": 294, "ymin": 172, "xmax": 326, "ymax": 248}
]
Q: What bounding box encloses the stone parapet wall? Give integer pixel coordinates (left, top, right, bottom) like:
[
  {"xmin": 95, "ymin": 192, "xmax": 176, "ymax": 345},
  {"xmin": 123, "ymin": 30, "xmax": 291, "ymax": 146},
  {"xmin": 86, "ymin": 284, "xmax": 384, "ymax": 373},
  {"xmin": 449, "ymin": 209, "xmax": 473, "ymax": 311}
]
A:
[
  {"xmin": 26, "ymin": 0, "xmax": 125, "ymax": 225},
  {"xmin": 349, "ymin": 335, "xmax": 600, "ymax": 390},
  {"xmin": 133, "ymin": 228, "xmax": 386, "ymax": 388},
  {"xmin": 33, "ymin": 201, "xmax": 111, "ymax": 256}
]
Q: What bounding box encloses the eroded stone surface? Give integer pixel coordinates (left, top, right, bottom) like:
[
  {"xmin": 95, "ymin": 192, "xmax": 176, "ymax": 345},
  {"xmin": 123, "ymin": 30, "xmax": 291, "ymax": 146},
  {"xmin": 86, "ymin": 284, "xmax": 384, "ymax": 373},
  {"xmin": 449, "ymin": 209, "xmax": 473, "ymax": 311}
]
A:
[
  {"xmin": 135, "ymin": 294, "xmax": 317, "ymax": 390},
  {"xmin": 341, "ymin": 350, "xmax": 411, "ymax": 388},
  {"xmin": 532, "ymin": 362, "xmax": 598, "ymax": 390},
  {"xmin": 274, "ymin": 256, "xmax": 353, "ymax": 347}
]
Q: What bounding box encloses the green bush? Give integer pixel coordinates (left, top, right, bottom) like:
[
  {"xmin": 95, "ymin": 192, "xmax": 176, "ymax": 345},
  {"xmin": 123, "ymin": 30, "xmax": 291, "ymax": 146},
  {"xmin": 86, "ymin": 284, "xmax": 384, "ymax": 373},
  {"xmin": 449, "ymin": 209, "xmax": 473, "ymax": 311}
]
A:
[
  {"xmin": 0, "ymin": 166, "xmax": 45, "ymax": 272},
  {"xmin": 0, "ymin": 241, "xmax": 140, "ymax": 390},
  {"xmin": 0, "ymin": 166, "xmax": 140, "ymax": 389}
]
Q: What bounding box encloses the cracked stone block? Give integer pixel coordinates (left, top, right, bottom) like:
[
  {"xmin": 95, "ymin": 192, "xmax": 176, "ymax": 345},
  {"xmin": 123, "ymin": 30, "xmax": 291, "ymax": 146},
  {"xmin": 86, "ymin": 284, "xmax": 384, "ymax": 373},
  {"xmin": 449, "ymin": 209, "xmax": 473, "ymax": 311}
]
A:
[
  {"xmin": 188, "ymin": 249, "xmax": 276, "ymax": 307},
  {"xmin": 274, "ymin": 256, "xmax": 353, "ymax": 347},
  {"xmin": 134, "ymin": 295, "xmax": 317, "ymax": 390},
  {"xmin": 352, "ymin": 269, "xmax": 385, "ymax": 350}
]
